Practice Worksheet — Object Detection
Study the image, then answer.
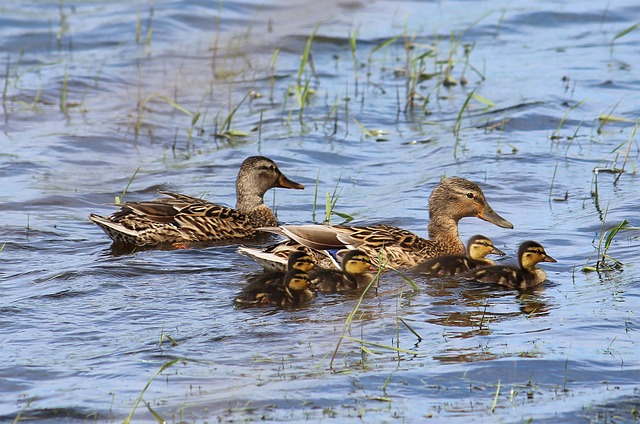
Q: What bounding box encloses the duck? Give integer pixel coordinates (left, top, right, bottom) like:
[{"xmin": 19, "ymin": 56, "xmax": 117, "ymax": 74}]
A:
[
  {"xmin": 234, "ymin": 268, "xmax": 315, "ymax": 308},
  {"xmin": 460, "ymin": 240, "xmax": 557, "ymax": 289},
  {"xmin": 89, "ymin": 156, "xmax": 304, "ymax": 246},
  {"xmin": 242, "ymin": 176, "xmax": 513, "ymax": 270},
  {"xmin": 309, "ymin": 249, "xmax": 375, "ymax": 292},
  {"xmin": 412, "ymin": 234, "xmax": 506, "ymax": 276}
]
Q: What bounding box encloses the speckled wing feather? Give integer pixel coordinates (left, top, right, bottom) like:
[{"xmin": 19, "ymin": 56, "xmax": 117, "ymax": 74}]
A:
[{"xmin": 91, "ymin": 194, "xmax": 255, "ymax": 245}]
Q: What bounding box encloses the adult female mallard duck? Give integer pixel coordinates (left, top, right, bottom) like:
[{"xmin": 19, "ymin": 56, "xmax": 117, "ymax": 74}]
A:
[
  {"xmin": 412, "ymin": 234, "xmax": 505, "ymax": 276},
  {"xmin": 241, "ymin": 176, "xmax": 513, "ymax": 270},
  {"xmin": 89, "ymin": 156, "xmax": 304, "ymax": 246},
  {"xmin": 309, "ymin": 249, "xmax": 375, "ymax": 292},
  {"xmin": 234, "ymin": 268, "xmax": 315, "ymax": 308},
  {"xmin": 460, "ymin": 240, "xmax": 556, "ymax": 289}
]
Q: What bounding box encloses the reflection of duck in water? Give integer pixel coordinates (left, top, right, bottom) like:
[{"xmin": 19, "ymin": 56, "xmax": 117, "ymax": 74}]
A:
[
  {"xmin": 234, "ymin": 268, "xmax": 314, "ymax": 308},
  {"xmin": 241, "ymin": 176, "xmax": 513, "ymax": 270},
  {"xmin": 412, "ymin": 235, "xmax": 505, "ymax": 276},
  {"xmin": 309, "ymin": 250, "xmax": 374, "ymax": 292},
  {"xmin": 89, "ymin": 156, "xmax": 304, "ymax": 246},
  {"xmin": 461, "ymin": 241, "xmax": 556, "ymax": 289}
]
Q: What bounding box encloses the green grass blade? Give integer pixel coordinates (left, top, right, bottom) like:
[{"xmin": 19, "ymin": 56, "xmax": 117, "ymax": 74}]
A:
[
  {"xmin": 613, "ymin": 22, "xmax": 640, "ymax": 41},
  {"xmin": 297, "ymin": 23, "xmax": 321, "ymax": 86},
  {"xmin": 471, "ymin": 92, "xmax": 496, "ymax": 107},
  {"xmin": 604, "ymin": 219, "xmax": 628, "ymax": 251},
  {"xmin": 116, "ymin": 167, "xmax": 141, "ymax": 205},
  {"xmin": 122, "ymin": 358, "xmax": 183, "ymax": 424},
  {"xmin": 343, "ymin": 336, "xmax": 419, "ymax": 355},
  {"xmin": 370, "ymin": 34, "xmax": 402, "ymax": 56}
]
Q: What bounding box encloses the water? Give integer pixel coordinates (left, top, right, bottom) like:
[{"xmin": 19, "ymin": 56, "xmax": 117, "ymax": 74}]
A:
[{"xmin": 1, "ymin": 0, "xmax": 639, "ymax": 422}]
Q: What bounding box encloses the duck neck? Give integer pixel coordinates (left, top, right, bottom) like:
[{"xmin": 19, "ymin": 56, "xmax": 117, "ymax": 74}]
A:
[
  {"xmin": 236, "ymin": 191, "xmax": 264, "ymax": 213},
  {"xmin": 246, "ymin": 205, "xmax": 278, "ymax": 227},
  {"xmin": 427, "ymin": 215, "xmax": 464, "ymax": 254}
]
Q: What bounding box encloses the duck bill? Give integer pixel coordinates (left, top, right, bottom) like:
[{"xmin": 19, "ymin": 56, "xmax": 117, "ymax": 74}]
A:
[
  {"xmin": 491, "ymin": 246, "xmax": 506, "ymax": 256},
  {"xmin": 543, "ymin": 254, "xmax": 557, "ymax": 263},
  {"xmin": 277, "ymin": 174, "xmax": 305, "ymax": 190},
  {"xmin": 478, "ymin": 204, "xmax": 514, "ymax": 229}
]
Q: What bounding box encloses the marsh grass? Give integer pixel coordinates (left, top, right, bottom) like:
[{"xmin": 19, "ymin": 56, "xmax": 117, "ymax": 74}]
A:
[
  {"xmin": 329, "ymin": 262, "xmax": 419, "ymax": 369},
  {"xmin": 216, "ymin": 90, "xmax": 251, "ymax": 140},
  {"xmin": 122, "ymin": 358, "xmax": 183, "ymax": 424},
  {"xmin": 610, "ymin": 22, "xmax": 640, "ymax": 55},
  {"xmin": 59, "ymin": 65, "xmax": 68, "ymax": 115},
  {"xmin": 583, "ymin": 209, "xmax": 629, "ymax": 272},
  {"xmin": 115, "ymin": 167, "xmax": 141, "ymax": 206},
  {"xmin": 550, "ymin": 99, "xmax": 586, "ymax": 140}
]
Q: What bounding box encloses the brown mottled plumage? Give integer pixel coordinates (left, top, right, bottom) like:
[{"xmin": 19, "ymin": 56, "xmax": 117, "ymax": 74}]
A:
[
  {"xmin": 412, "ymin": 234, "xmax": 505, "ymax": 276},
  {"xmin": 234, "ymin": 268, "xmax": 315, "ymax": 308},
  {"xmin": 244, "ymin": 177, "xmax": 513, "ymax": 270},
  {"xmin": 310, "ymin": 249, "xmax": 375, "ymax": 292},
  {"xmin": 461, "ymin": 241, "xmax": 557, "ymax": 289},
  {"xmin": 89, "ymin": 156, "xmax": 304, "ymax": 246}
]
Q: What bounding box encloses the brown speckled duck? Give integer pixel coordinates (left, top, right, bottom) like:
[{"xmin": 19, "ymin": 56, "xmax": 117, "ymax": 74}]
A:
[
  {"xmin": 242, "ymin": 176, "xmax": 513, "ymax": 270},
  {"xmin": 89, "ymin": 156, "xmax": 304, "ymax": 246},
  {"xmin": 234, "ymin": 268, "xmax": 315, "ymax": 308},
  {"xmin": 412, "ymin": 234, "xmax": 505, "ymax": 276},
  {"xmin": 310, "ymin": 249, "xmax": 375, "ymax": 292},
  {"xmin": 461, "ymin": 240, "xmax": 556, "ymax": 289}
]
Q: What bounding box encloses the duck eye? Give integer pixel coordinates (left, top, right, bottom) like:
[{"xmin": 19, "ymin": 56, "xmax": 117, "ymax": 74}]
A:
[{"xmin": 466, "ymin": 192, "xmax": 474, "ymax": 199}]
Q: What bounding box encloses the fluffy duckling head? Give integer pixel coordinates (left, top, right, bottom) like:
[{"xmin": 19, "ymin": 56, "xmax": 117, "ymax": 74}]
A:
[
  {"xmin": 429, "ymin": 177, "xmax": 513, "ymax": 228},
  {"xmin": 518, "ymin": 241, "xmax": 557, "ymax": 271},
  {"xmin": 284, "ymin": 269, "xmax": 313, "ymax": 291},
  {"xmin": 467, "ymin": 235, "xmax": 506, "ymax": 260},
  {"xmin": 287, "ymin": 251, "xmax": 315, "ymax": 272},
  {"xmin": 342, "ymin": 249, "xmax": 373, "ymax": 275}
]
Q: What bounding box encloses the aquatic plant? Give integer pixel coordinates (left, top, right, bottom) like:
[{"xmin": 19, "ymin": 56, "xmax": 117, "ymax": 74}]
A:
[
  {"xmin": 583, "ymin": 215, "xmax": 629, "ymax": 272},
  {"xmin": 122, "ymin": 358, "xmax": 183, "ymax": 424}
]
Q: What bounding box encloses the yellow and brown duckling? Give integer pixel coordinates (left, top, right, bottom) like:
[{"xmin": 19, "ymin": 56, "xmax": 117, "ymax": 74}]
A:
[
  {"xmin": 234, "ymin": 251, "xmax": 315, "ymax": 308},
  {"xmin": 248, "ymin": 176, "xmax": 513, "ymax": 269},
  {"xmin": 309, "ymin": 249, "xmax": 375, "ymax": 292},
  {"xmin": 412, "ymin": 234, "xmax": 506, "ymax": 276},
  {"xmin": 234, "ymin": 268, "xmax": 314, "ymax": 308},
  {"xmin": 244, "ymin": 251, "xmax": 315, "ymax": 287},
  {"xmin": 461, "ymin": 240, "xmax": 557, "ymax": 290},
  {"xmin": 89, "ymin": 156, "xmax": 304, "ymax": 246}
]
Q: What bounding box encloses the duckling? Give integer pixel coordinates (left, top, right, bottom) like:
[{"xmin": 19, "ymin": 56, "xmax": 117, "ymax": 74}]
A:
[
  {"xmin": 234, "ymin": 268, "xmax": 314, "ymax": 308},
  {"xmin": 412, "ymin": 234, "xmax": 506, "ymax": 276},
  {"xmin": 89, "ymin": 156, "xmax": 304, "ymax": 246},
  {"xmin": 309, "ymin": 249, "xmax": 375, "ymax": 292},
  {"xmin": 245, "ymin": 251, "xmax": 315, "ymax": 287},
  {"xmin": 247, "ymin": 176, "xmax": 513, "ymax": 270},
  {"xmin": 461, "ymin": 241, "xmax": 557, "ymax": 289}
]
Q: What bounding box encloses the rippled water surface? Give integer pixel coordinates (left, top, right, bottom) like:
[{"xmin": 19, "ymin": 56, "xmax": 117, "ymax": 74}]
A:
[{"xmin": 1, "ymin": 0, "xmax": 639, "ymax": 422}]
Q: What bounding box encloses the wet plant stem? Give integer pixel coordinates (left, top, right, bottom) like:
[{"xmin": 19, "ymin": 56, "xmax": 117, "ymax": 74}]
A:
[{"xmin": 122, "ymin": 358, "xmax": 182, "ymax": 424}]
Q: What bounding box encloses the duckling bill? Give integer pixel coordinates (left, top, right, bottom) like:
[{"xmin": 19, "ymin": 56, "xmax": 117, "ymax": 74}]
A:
[{"xmin": 461, "ymin": 241, "xmax": 556, "ymax": 290}]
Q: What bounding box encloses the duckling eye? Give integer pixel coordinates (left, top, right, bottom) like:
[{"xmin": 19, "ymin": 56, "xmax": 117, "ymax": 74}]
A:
[{"xmin": 466, "ymin": 192, "xmax": 474, "ymax": 199}]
